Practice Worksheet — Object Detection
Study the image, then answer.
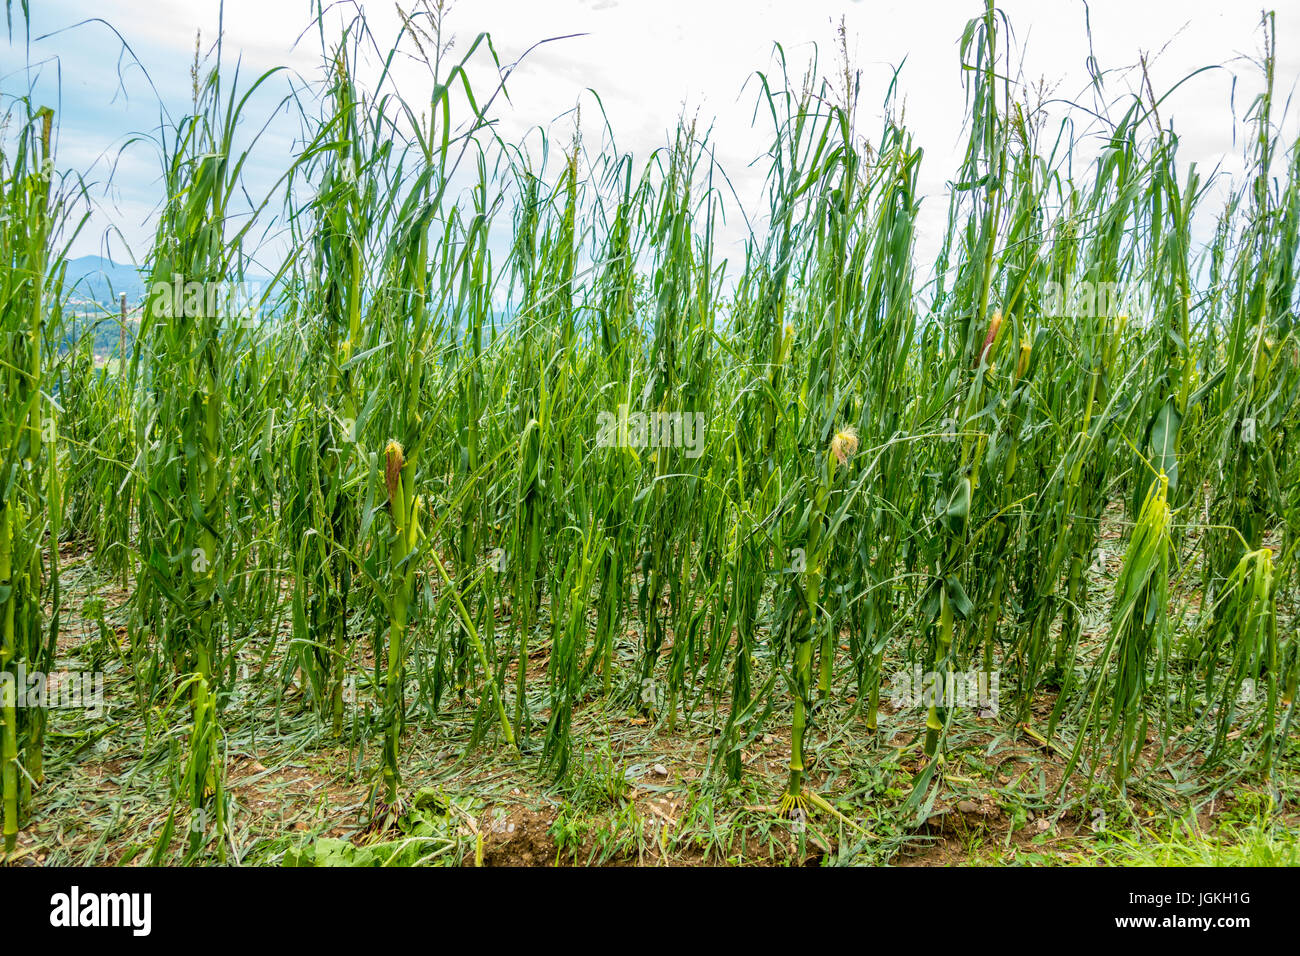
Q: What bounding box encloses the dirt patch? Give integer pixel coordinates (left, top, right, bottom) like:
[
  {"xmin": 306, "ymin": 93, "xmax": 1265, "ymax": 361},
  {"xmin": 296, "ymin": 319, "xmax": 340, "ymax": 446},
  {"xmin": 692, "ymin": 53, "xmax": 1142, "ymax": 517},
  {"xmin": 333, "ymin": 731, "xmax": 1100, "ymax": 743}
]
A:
[{"xmin": 479, "ymin": 807, "xmax": 558, "ymax": 866}]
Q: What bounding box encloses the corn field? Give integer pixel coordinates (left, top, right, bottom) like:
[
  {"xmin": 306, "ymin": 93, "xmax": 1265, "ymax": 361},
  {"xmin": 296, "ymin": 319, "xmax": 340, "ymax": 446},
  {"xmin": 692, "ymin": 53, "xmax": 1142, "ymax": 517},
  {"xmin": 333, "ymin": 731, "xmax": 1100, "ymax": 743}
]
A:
[{"xmin": 2, "ymin": 0, "xmax": 1299, "ymax": 867}]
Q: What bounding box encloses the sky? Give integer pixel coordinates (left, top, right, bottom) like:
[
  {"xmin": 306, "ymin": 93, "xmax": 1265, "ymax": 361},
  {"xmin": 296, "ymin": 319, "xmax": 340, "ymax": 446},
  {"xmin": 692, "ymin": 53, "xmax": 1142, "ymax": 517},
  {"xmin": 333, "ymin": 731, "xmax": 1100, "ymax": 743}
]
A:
[{"xmin": 3, "ymin": 0, "xmax": 1298, "ymax": 280}]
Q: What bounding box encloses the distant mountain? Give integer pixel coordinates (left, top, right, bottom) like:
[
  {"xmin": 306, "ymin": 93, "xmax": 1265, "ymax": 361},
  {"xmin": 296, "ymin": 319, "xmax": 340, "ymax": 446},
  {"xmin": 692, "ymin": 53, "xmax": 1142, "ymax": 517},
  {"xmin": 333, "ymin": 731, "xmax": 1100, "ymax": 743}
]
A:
[
  {"xmin": 62, "ymin": 256, "xmax": 277, "ymax": 311},
  {"xmin": 63, "ymin": 255, "xmax": 149, "ymax": 310},
  {"xmin": 58, "ymin": 255, "xmax": 519, "ymax": 361}
]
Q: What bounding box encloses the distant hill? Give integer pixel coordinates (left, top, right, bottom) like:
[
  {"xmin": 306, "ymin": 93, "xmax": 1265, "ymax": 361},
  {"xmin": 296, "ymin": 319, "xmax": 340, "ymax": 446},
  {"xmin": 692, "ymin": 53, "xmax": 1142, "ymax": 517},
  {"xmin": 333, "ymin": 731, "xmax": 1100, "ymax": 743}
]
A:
[
  {"xmin": 59, "ymin": 256, "xmax": 143, "ymax": 362},
  {"xmin": 63, "ymin": 255, "xmax": 149, "ymax": 310},
  {"xmin": 57, "ymin": 255, "xmax": 518, "ymax": 361},
  {"xmin": 62, "ymin": 256, "xmax": 277, "ymax": 310}
]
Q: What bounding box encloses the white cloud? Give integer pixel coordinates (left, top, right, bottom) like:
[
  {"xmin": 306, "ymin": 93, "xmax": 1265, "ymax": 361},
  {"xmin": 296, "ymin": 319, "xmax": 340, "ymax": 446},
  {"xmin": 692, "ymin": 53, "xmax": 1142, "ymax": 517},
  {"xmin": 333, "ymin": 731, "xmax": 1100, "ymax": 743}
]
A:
[{"xmin": 9, "ymin": 0, "xmax": 1299, "ymax": 266}]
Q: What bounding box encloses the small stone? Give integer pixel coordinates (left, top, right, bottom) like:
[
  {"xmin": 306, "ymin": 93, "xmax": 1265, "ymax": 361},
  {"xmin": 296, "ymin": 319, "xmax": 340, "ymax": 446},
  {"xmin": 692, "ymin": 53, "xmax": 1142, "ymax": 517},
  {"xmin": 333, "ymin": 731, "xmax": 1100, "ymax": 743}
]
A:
[
  {"xmin": 652, "ymin": 763, "xmax": 668, "ymax": 777},
  {"xmin": 957, "ymin": 800, "xmax": 979, "ymax": 813}
]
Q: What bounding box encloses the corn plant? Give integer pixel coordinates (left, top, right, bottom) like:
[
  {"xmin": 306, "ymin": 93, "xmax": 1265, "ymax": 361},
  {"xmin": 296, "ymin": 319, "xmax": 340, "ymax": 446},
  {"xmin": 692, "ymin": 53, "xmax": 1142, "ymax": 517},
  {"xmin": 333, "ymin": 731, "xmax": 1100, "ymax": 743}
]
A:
[{"xmin": 0, "ymin": 102, "xmax": 67, "ymax": 853}]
